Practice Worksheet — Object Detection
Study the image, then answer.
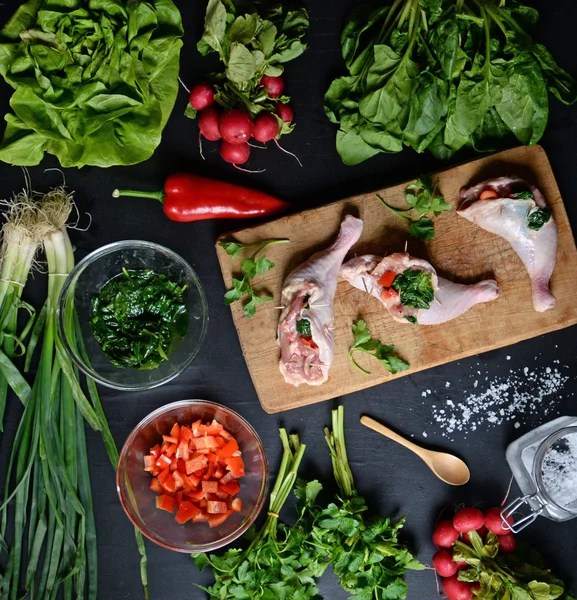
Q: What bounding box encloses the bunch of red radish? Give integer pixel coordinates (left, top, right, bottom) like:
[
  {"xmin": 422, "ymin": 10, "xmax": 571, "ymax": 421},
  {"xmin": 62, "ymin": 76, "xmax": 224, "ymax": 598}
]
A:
[
  {"xmin": 432, "ymin": 506, "xmax": 515, "ymax": 600},
  {"xmin": 188, "ymin": 75, "xmax": 295, "ymax": 170}
]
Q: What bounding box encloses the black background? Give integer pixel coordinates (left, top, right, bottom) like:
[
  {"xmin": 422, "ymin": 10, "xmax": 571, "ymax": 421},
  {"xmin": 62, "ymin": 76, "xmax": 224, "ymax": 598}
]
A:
[{"xmin": 1, "ymin": 0, "xmax": 577, "ymax": 598}]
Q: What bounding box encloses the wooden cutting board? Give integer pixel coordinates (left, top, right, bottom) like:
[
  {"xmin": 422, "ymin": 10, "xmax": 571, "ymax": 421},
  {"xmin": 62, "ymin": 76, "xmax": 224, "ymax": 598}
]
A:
[{"xmin": 215, "ymin": 145, "xmax": 577, "ymax": 414}]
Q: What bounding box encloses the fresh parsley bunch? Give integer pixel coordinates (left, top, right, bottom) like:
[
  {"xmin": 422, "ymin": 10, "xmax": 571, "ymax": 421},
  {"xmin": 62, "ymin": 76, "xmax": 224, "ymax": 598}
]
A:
[
  {"xmin": 378, "ymin": 177, "xmax": 452, "ymax": 241},
  {"xmin": 303, "ymin": 407, "xmax": 425, "ymax": 600},
  {"xmin": 193, "ymin": 430, "xmax": 326, "ymax": 600},
  {"xmin": 220, "ymin": 238, "xmax": 289, "ymax": 317}
]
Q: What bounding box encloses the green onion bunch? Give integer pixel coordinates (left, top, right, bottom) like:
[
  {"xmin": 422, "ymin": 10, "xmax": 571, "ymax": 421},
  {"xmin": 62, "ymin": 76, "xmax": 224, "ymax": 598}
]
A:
[{"xmin": 0, "ymin": 185, "xmax": 148, "ymax": 599}]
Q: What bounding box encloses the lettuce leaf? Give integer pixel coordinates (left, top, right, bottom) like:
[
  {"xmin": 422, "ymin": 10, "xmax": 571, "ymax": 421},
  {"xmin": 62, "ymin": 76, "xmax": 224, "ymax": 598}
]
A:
[{"xmin": 0, "ymin": 0, "xmax": 183, "ymax": 168}]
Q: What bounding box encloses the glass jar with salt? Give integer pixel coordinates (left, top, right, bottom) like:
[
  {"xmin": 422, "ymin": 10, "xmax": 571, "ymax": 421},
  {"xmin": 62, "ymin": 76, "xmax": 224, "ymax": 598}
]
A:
[{"xmin": 502, "ymin": 416, "xmax": 577, "ymax": 532}]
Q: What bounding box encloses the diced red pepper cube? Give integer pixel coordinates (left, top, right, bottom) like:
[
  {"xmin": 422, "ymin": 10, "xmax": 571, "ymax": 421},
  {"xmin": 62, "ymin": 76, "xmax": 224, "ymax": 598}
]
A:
[
  {"xmin": 173, "ymin": 471, "xmax": 185, "ymax": 490},
  {"xmin": 214, "ymin": 436, "xmax": 226, "ymax": 449},
  {"xmin": 149, "ymin": 478, "xmax": 163, "ymax": 494},
  {"xmin": 202, "ymin": 480, "xmax": 218, "ymax": 494},
  {"xmin": 220, "ymin": 429, "xmax": 233, "ymax": 441},
  {"xmin": 214, "ymin": 465, "xmax": 224, "ymax": 480},
  {"xmin": 217, "ymin": 438, "xmax": 239, "ymax": 459},
  {"xmin": 149, "ymin": 444, "xmax": 161, "ymax": 459},
  {"xmin": 162, "ymin": 435, "xmax": 179, "ymax": 444},
  {"xmin": 155, "ymin": 494, "xmax": 175, "ymax": 513},
  {"xmin": 226, "ymin": 456, "xmax": 245, "ymax": 478},
  {"xmin": 192, "ymin": 509, "xmax": 209, "ymax": 523},
  {"xmin": 170, "ymin": 423, "xmax": 181, "ymax": 439},
  {"xmin": 219, "ymin": 480, "xmax": 241, "ymax": 497},
  {"xmin": 144, "ymin": 455, "xmax": 155, "ymax": 471},
  {"xmin": 169, "ymin": 457, "xmax": 178, "ymax": 472},
  {"xmin": 203, "ymin": 463, "xmax": 216, "ymax": 481},
  {"xmin": 185, "ymin": 489, "xmax": 204, "ymax": 502},
  {"xmin": 208, "ymin": 510, "xmax": 233, "ymax": 528},
  {"xmin": 220, "ymin": 471, "xmax": 236, "ymax": 484},
  {"xmin": 165, "ymin": 443, "xmax": 177, "ymax": 458},
  {"xmin": 176, "ymin": 439, "xmax": 189, "ymax": 461},
  {"xmin": 175, "ymin": 491, "xmax": 183, "ymax": 507},
  {"xmin": 175, "ymin": 501, "xmax": 201, "ymax": 524},
  {"xmin": 156, "ymin": 454, "xmax": 171, "ymax": 470},
  {"xmin": 163, "ymin": 474, "xmax": 177, "ymax": 493},
  {"xmin": 180, "ymin": 426, "xmax": 192, "ymax": 442},
  {"xmin": 231, "ymin": 498, "xmax": 243, "ymax": 513},
  {"xmin": 207, "ymin": 500, "xmax": 228, "ymax": 514},
  {"xmin": 185, "ymin": 455, "xmax": 207, "ymax": 474}
]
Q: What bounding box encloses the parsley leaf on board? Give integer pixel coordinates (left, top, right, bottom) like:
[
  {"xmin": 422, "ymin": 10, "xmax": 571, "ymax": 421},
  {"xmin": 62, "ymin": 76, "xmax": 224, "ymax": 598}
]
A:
[
  {"xmin": 527, "ymin": 207, "xmax": 552, "ymax": 230},
  {"xmin": 220, "ymin": 238, "xmax": 289, "ymax": 317},
  {"xmin": 378, "ymin": 177, "xmax": 451, "ymax": 241},
  {"xmin": 349, "ymin": 320, "xmax": 409, "ymax": 375},
  {"xmin": 391, "ymin": 269, "xmax": 435, "ymax": 310}
]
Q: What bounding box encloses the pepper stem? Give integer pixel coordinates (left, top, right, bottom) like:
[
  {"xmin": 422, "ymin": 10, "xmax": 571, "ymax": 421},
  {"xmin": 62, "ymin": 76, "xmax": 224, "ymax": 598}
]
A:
[{"xmin": 112, "ymin": 189, "xmax": 165, "ymax": 203}]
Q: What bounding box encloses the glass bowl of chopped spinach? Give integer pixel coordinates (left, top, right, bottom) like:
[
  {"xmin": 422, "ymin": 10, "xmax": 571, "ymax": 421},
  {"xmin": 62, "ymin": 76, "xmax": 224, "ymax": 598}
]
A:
[{"xmin": 58, "ymin": 240, "xmax": 208, "ymax": 390}]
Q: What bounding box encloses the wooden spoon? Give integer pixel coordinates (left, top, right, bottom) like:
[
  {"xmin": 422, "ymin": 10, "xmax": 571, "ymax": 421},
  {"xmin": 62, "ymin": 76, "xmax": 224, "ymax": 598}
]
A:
[{"xmin": 360, "ymin": 415, "xmax": 470, "ymax": 486}]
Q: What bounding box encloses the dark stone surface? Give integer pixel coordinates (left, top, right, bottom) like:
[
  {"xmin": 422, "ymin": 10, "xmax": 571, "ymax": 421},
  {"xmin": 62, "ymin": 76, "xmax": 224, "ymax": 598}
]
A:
[{"xmin": 1, "ymin": 0, "xmax": 576, "ymax": 598}]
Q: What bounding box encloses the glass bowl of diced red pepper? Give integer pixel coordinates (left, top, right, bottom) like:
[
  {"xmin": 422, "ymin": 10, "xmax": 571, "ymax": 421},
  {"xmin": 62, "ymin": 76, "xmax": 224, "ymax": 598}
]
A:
[{"xmin": 116, "ymin": 399, "xmax": 268, "ymax": 552}]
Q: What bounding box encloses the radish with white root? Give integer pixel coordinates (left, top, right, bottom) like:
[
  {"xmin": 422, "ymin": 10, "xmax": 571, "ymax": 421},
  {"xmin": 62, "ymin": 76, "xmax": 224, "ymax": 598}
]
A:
[{"xmin": 253, "ymin": 113, "xmax": 302, "ymax": 166}]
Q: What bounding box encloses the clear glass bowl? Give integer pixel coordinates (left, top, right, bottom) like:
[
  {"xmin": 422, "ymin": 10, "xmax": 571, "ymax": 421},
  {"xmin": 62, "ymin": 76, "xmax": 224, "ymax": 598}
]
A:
[
  {"xmin": 117, "ymin": 400, "xmax": 269, "ymax": 553},
  {"xmin": 58, "ymin": 240, "xmax": 208, "ymax": 390}
]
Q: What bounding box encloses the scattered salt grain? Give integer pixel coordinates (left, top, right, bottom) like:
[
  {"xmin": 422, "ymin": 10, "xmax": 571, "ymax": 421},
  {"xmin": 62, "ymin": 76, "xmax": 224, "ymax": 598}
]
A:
[
  {"xmin": 422, "ymin": 391, "xmax": 427, "ymax": 397},
  {"xmin": 422, "ymin": 432, "xmax": 428, "ymax": 438},
  {"xmin": 506, "ymin": 355, "xmax": 511, "ymax": 361},
  {"xmin": 541, "ymin": 433, "xmax": 577, "ymax": 509},
  {"xmin": 430, "ymin": 365, "xmax": 571, "ymax": 439},
  {"xmin": 445, "ymin": 382, "xmax": 450, "ymax": 388}
]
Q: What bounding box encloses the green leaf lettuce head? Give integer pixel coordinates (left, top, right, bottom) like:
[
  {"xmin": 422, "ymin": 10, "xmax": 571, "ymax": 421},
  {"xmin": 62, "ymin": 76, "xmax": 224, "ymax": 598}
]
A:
[
  {"xmin": 0, "ymin": 0, "xmax": 184, "ymax": 168},
  {"xmin": 325, "ymin": 0, "xmax": 577, "ymax": 165}
]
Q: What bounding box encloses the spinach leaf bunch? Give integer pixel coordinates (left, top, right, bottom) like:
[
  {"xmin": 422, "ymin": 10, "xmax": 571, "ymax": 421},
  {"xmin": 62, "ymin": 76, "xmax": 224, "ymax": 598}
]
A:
[
  {"xmin": 325, "ymin": 0, "xmax": 577, "ymax": 165},
  {"xmin": 187, "ymin": 0, "xmax": 309, "ymax": 136},
  {"xmin": 0, "ymin": 0, "xmax": 183, "ymax": 168},
  {"xmin": 90, "ymin": 269, "xmax": 188, "ymax": 370},
  {"xmin": 300, "ymin": 406, "xmax": 425, "ymax": 600}
]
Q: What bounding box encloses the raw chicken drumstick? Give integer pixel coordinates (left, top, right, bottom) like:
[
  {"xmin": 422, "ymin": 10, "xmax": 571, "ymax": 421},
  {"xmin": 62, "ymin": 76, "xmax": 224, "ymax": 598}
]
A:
[
  {"xmin": 457, "ymin": 176, "xmax": 557, "ymax": 312},
  {"xmin": 340, "ymin": 253, "xmax": 500, "ymax": 325},
  {"xmin": 277, "ymin": 214, "xmax": 363, "ymax": 386}
]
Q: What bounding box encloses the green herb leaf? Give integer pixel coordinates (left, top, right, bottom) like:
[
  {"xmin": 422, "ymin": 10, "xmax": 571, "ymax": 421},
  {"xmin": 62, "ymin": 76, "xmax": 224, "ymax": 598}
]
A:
[
  {"xmin": 349, "ymin": 320, "xmax": 409, "ymax": 375},
  {"xmin": 516, "ymin": 191, "xmax": 534, "ymax": 199},
  {"xmin": 296, "ymin": 318, "xmax": 311, "ymax": 337},
  {"xmin": 392, "ymin": 269, "xmax": 435, "ymax": 310},
  {"xmin": 226, "ymin": 42, "xmax": 258, "ymax": 83},
  {"xmin": 198, "ymin": 0, "xmax": 227, "ymax": 56},
  {"xmin": 409, "ymin": 218, "xmax": 435, "ymax": 241},
  {"xmin": 527, "ymin": 207, "xmax": 552, "ymax": 230},
  {"xmin": 219, "ymin": 241, "xmax": 245, "ymax": 258}
]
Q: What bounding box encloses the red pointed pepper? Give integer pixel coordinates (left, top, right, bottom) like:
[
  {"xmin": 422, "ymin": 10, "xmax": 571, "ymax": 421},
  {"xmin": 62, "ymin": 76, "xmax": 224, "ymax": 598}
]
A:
[{"xmin": 112, "ymin": 173, "xmax": 290, "ymax": 222}]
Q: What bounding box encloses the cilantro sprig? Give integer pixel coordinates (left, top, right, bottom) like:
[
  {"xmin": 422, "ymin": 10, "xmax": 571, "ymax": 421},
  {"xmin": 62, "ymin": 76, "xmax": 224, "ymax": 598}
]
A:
[
  {"xmin": 349, "ymin": 320, "xmax": 409, "ymax": 375},
  {"xmin": 378, "ymin": 176, "xmax": 451, "ymax": 241},
  {"xmin": 220, "ymin": 238, "xmax": 289, "ymax": 317}
]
